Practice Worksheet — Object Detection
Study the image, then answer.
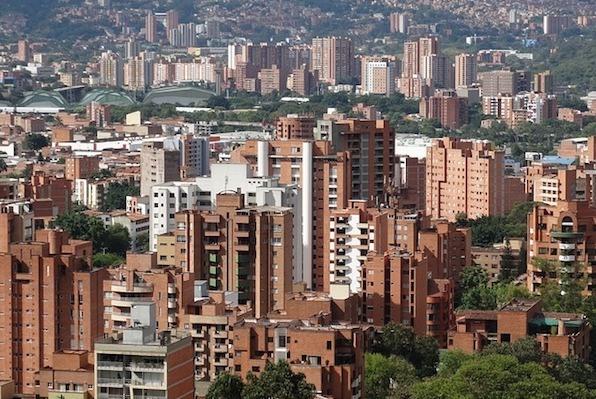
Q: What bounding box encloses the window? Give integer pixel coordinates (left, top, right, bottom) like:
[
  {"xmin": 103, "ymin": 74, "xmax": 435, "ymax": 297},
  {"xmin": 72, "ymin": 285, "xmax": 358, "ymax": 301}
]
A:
[
  {"xmin": 176, "ymin": 235, "xmax": 186, "ymax": 243},
  {"xmin": 500, "ymin": 333, "xmax": 511, "ymax": 343},
  {"xmin": 326, "ymin": 341, "xmax": 332, "ymax": 350}
]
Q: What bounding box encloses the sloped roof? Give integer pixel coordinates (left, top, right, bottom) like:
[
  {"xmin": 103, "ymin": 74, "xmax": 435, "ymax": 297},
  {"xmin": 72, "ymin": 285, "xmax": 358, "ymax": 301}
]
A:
[
  {"xmin": 143, "ymin": 85, "xmax": 215, "ymax": 106},
  {"xmin": 78, "ymin": 88, "xmax": 135, "ymax": 106},
  {"xmin": 19, "ymin": 90, "xmax": 69, "ymax": 108}
]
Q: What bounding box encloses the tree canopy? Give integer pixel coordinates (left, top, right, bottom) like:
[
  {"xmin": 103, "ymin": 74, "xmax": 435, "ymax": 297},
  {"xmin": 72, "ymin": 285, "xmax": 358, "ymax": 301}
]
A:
[
  {"xmin": 101, "ymin": 181, "xmax": 140, "ymax": 211},
  {"xmin": 242, "ymin": 361, "xmax": 315, "ymax": 399},
  {"xmin": 50, "ymin": 208, "xmax": 131, "ymax": 258},
  {"xmin": 372, "ymin": 322, "xmax": 439, "ymax": 378},
  {"xmin": 22, "ymin": 133, "xmax": 50, "ymax": 151}
]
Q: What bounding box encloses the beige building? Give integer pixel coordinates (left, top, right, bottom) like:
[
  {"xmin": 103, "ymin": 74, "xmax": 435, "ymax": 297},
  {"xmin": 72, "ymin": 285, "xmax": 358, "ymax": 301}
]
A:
[
  {"xmin": 426, "ymin": 137, "xmax": 515, "ymax": 221},
  {"xmin": 454, "ymin": 53, "xmax": 477, "ymax": 88},
  {"xmin": 140, "ymin": 141, "xmax": 180, "ymax": 197}
]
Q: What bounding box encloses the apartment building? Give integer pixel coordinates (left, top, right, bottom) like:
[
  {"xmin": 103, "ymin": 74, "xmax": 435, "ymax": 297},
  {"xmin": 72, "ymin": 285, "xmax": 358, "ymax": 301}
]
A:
[
  {"xmin": 0, "ymin": 228, "xmax": 107, "ymax": 394},
  {"xmin": 231, "ymin": 140, "xmax": 350, "ymax": 291},
  {"xmin": 454, "ymin": 53, "xmax": 477, "ymax": 88},
  {"xmin": 419, "ymin": 91, "xmax": 469, "ymax": 129},
  {"xmin": 66, "ymin": 155, "xmax": 100, "ymax": 181},
  {"xmin": 448, "ymin": 298, "xmax": 590, "ymax": 360},
  {"xmin": 426, "ymin": 137, "xmax": 520, "ymax": 221},
  {"xmin": 159, "ymin": 193, "xmax": 294, "ymax": 317},
  {"xmin": 140, "ymin": 142, "xmax": 181, "ymax": 197},
  {"xmin": 363, "ymin": 250, "xmax": 455, "ymax": 347},
  {"xmin": 526, "ymin": 199, "xmax": 596, "ymax": 295},
  {"xmin": 233, "ymin": 318, "xmax": 371, "ymax": 399},
  {"xmin": 149, "ymin": 164, "xmax": 300, "ymax": 270},
  {"xmin": 35, "ymin": 350, "xmax": 95, "ymax": 399},
  {"xmin": 102, "ymin": 253, "xmax": 194, "ymax": 333},
  {"xmin": 311, "ymin": 37, "xmax": 354, "ymax": 85},
  {"xmin": 178, "ymin": 288, "xmax": 252, "ymax": 383},
  {"xmin": 95, "ymin": 303, "xmax": 194, "ymax": 399}
]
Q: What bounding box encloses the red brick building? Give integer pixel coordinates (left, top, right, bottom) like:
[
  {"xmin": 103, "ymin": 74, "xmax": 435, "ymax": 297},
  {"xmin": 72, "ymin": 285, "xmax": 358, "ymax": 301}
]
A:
[{"xmin": 448, "ymin": 298, "xmax": 590, "ymax": 360}]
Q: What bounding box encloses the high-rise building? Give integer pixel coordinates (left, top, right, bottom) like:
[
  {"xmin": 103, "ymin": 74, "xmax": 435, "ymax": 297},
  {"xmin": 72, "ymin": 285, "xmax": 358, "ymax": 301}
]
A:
[
  {"xmin": 420, "ymin": 54, "xmax": 454, "ymax": 89},
  {"xmin": 426, "ymin": 137, "xmax": 514, "ymax": 221},
  {"xmin": 258, "ymin": 65, "xmax": 287, "ymax": 94},
  {"xmin": 334, "ymin": 119, "xmax": 396, "ymax": 202},
  {"xmin": 124, "ymin": 38, "xmax": 140, "ymax": 59},
  {"xmin": 165, "ymin": 9, "xmax": 179, "ymax": 31},
  {"xmin": 389, "ymin": 12, "xmax": 409, "ymax": 34},
  {"xmin": 479, "ymin": 69, "xmax": 529, "ymax": 97},
  {"xmin": 124, "ymin": 57, "xmax": 153, "ymax": 89},
  {"xmin": 230, "ymin": 140, "xmax": 351, "ymax": 291},
  {"xmin": 140, "ymin": 141, "xmax": 181, "ymax": 197},
  {"xmin": 419, "ymin": 90, "xmax": 469, "ymax": 129},
  {"xmin": 145, "ymin": 11, "xmax": 157, "ymax": 43},
  {"xmin": 454, "ymin": 53, "xmax": 477, "ymax": 88},
  {"xmin": 361, "ymin": 56, "xmax": 397, "ymax": 95},
  {"xmin": 86, "ymin": 102, "xmax": 111, "ymax": 127},
  {"xmin": 482, "ymin": 92, "xmax": 557, "ymax": 127},
  {"xmin": 534, "ymin": 70, "xmax": 554, "ymax": 94},
  {"xmin": 17, "ymin": 40, "xmax": 31, "ymax": 62},
  {"xmin": 311, "ymin": 37, "xmax": 354, "ymax": 85},
  {"xmin": 99, "ymin": 51, "xmax": 123, "ymax": 86},
  {"xmin": 0, "ymin": 228, "xmax": 108, "ymax": 394},
  {"xmin": 543, "ymin": 15, "xmax": 574, "ymax": 35}
]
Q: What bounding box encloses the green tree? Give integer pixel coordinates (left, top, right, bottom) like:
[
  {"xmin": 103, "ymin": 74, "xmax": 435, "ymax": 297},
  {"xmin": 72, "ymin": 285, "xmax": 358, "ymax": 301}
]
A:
[
  {"xmin": 372, "ymin": 322, "xmax": 439, "ymax": 377},
  {"xmin": 242, "ymin": 361, "xmax": 314, "ymax": 399},
  {"xmin": 582, "ymin": 122, "xmax": 596, "ymax": 137},
  {"xmin": 459, "ymin": 265, "xmax": 489, "ymax": 291},
  {"xmin": 365, "ymin": 353, "xmax": 418, "ymax": 399},
  {"xmin": 92, "ymin": 252, "xmax": 124, "ymax": 268},
  {"xmin": 101, "ymin": 181, "xmax": 140, "ymax": 211},
  {"xmin": 499, "ymin": 239, "xmax": 515, "ymax": 282},
  {"xmin": 103, "ymin": 224, "xmax": 131, "ymax": 257},
  {"xmin": 22, "ymin": 133, "xmax": 50, "ymax": 150},
  {"xmin": 437, "ymin": 350, "xmax": 474, "ymax": 377},
  {"xmin": 481, "ymin": 336, "xmax": 545, "ymax": 364},
  {"xmin": 134, "ymin": 232, "xmax": 150, "ymax": 253},
  {"xmin": 206, "ymin": 372, "xmax": 244, "ymax": 399},
  {"xmin": 206, "ymin": 95, "xmax": 231, "ymax": 110},
  {"xmin": 411, "ymin": 354, "xmax": 596, "ymax": 399},
  {"xmin": 459, "ymin": 286, "xmax": 498, "ymax": 310},
  {"xmin": 90, "ymin": 169, "xmax": 117, "ymax": 180}
]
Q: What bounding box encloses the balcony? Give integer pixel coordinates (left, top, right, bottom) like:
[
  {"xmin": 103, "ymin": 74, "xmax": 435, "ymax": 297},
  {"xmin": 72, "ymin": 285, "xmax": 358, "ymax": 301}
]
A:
[
  {"xmin": 195, "ymin": 356, "xmax": 205, "ymax": 366},
  {"xmin": 237, "ymin": 267, "xmax": 250, "ymax": 276},
  {"xmin": 559, "ymin": 243, "xmax": 576, "ymax": 250},
  {"xmin": 97, "ymin": 361, "xmax": 124, "ymax": 370},
  {"xmin": 551, "ymin": 231, "xmax": 583, "ymax": 239},
  {"xmin": 14, "ymin": 272, "xmax": 32, "ymax": 281},
  {"xmin": 96, "ymin": 378, "xmax": 124, "ymax": 387},
  {"xmin": 213, "ymin": 358, "xmax": 228, "ymax": 366},
  {"xmin": 130, "ymin": 379, "xmax": 164, "ymax": 388},
  {"xmin": 167, "ymin": 299, "xmax": 177, "ymax": 308},
  {"xmin": 168, "ymin": 315, "xmax": 176, "ymax": 323},
  {"xmin": 204, "ymin": 243, "xmax": 220, "ymax": 250},
  {"xmin": 110, "ymin": 281, "xmax": 153, "ymax": 293},
  {"xmin": 559, "ymin": 255, "xmax": 576, "ymax": 262},
  {"xmin": 111, "ymin": 296, "xmax": 153, "ymax": 307},
  {"xmin": 214, "ymin": 343, "xmax": 228, "ymax": 353},
  {"xmin": 235, "ymin": 244, "xmax": 250, "ymax": 252},
  {"xmin": 111, "ymin": 312, "xmax": 131, "ymax": 322},
  {"xmin": 195, "ymin": 342, "xmax": 206, "ymax": 352},
  {"xmin": 204, "ymin": 230, "xmax": 220, "ymax": 237},
  {"xmin": 214, "ymin": 330, "xmax": 228, "ymax": 339},
  {"xmin": 129, "ymin": 362, "xmax": 164, "ymax": 372}
]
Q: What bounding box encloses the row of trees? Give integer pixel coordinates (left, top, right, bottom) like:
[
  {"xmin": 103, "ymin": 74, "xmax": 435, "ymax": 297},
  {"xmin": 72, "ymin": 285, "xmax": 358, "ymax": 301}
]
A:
[{"xmin": 367, "ymin": 333, "xmax": 596, "ymax": 399}]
